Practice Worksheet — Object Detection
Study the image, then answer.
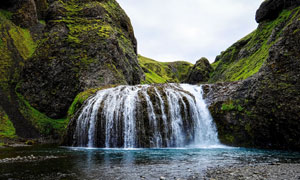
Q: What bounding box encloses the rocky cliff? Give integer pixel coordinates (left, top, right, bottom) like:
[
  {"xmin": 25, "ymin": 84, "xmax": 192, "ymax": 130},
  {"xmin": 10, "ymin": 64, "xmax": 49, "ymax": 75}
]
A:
[
  {"xmin": 19, "ymin": 0, "xmax": 145, "ymax": 119},
  {"xmin": 205, "ymin": 0, "xmax": 300, "ymax": 150},
  {"xmin": 209, "ymin": 0, "xmax": 300, "ymax": 83},
  {"xmin": 0, "ymin": 0, "xmax": 145, "ymax": 142}
]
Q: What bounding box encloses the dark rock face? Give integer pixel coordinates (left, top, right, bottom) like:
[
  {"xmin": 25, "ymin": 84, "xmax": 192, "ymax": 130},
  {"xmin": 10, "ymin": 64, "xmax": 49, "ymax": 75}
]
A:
[
  {"xmin": 20, "ymin": 0, "xmax": 145, "ymax": 118},
  {"xmin": 256, "ymin": 0, "xmax": 300, "ymax": 23},
  {"xmin": 185, "ymin": 57, "xmax": 213, "ymax": 84},
  {"xmin": 34, "ymin": 0, "xmax": 48, "ymax": 20},
  {"xmin": 12, "ymin": 0, "xmax": 39, "ymax": 28},
  {"xmin": 206, "ymin": 8, "xmax": 300, "ymax": 150}
]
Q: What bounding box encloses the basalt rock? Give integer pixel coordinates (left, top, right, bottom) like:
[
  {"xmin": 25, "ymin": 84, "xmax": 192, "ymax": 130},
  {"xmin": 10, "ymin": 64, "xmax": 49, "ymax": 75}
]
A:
[
  {"xmin": 19, "ymin": 0, "xmax": 145, "ymax": 118},
  {"xmin": 185, "ymin": 57, "xmax": 213, "ymax": 84}
]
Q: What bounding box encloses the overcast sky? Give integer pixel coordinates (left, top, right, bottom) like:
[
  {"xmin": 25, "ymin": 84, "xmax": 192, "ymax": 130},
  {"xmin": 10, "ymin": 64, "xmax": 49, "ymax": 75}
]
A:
[{"xmin": 118, "ymin": 0, "xmax": 263, "ymax": 64}]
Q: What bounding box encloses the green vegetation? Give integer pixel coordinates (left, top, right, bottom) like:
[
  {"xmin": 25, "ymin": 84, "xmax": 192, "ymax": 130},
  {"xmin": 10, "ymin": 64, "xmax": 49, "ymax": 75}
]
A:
[
  {"xmin": 221, "ymin": 101, "xmax": 243, "ymax": 112},
  {"xmin": 0, "ymin": 9, "xmax": 12, "ymax": 19},
  {"xmin": 210, "ymin": 9, "xmax": 296, "ymax": 82},
  {"xmin": 47, "ymin": 0, "xmax": 136, "ymax": 85},
  {"xmin": 39, "ymin": 20, "xmax": 46, "ymax": 25},
  {"xmin": 0, "ymin": 10, "xmax": 37, "ymax": 83},
  {"xmin": 0, "ymin": 108, "xmax": 16, "ymax": 139},
  {"xmin": 8, "ymin": 28, "xmax": 37, "ymax": 59},
  {"xmin": 138, "ymin": 55, "xmax": 193, "ymax": 84},
  {"xmin": 16, "ymin": 91, "xmax": 68, "ymax": 136},
  {"xmin": 67, "ymin": 85, "xmax": 117, "ymax": 119}
]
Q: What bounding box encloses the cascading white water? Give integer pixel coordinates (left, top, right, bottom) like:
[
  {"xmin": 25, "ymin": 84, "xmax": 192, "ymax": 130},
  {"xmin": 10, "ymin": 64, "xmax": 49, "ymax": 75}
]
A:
[{"xmin": 71, "ymin": 84, "xmax": 220, "ymax": 148}]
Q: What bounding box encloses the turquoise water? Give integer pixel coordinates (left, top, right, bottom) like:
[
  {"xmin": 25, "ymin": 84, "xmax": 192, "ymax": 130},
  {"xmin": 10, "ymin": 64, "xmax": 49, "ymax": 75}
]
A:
[{"xmin": 0, "ymin": 145, "xmax": 300, "ymax": 179}]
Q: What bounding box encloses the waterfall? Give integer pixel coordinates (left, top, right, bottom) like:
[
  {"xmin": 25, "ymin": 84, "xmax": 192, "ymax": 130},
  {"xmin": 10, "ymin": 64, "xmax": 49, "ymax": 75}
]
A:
[{"xmin": 69, "ymin": 84, "xmax": 220, "ymax": 148}]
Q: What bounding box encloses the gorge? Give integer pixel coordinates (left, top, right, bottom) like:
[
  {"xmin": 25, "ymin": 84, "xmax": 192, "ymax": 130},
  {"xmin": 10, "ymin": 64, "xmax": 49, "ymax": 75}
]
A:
[{"xmin": 0, "ymin": 0, "xmax": 300, "ymax": 179}]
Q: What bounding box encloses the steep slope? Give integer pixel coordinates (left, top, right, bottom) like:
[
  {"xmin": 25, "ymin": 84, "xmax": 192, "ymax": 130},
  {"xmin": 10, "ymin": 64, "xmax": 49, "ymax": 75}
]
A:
[
  {"xmin": 209, "ymin": 5, "xmax": 299, "ymax": 82},
  {"xmin": 19, "ymin": 0, "xmax": 145, "ymax": 119},
  {"xmin": 0, "ymin": 7, "xmax": 41, "ymax": 140},
  {"xmin": 138, "ymin": 55, "xmax": 193, "ymax": 83},
  {"xmin": 205, "ymin": 1, "xmax": 300, "ymax": 150},
  {"xmin": 0, "ymin": 0, "xmax": 146, "ymax": 143}
]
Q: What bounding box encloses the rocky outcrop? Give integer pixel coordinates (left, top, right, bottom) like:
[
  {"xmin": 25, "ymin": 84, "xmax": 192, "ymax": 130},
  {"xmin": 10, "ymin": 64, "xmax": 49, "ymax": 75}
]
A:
[
  {"xmin": 205, "ymin": 4, "xmax": 300, "ymax": 150},
  {"xmin": 185, "ymin": 57, "xmax": 213, "ymax": 84},
  {"xmin": 19, "ymin": 0, "xmax": 145, "ymax": 118},
  {"xmin": 256, "ymin": 0, "xmax": 300, "ymax": 23}
]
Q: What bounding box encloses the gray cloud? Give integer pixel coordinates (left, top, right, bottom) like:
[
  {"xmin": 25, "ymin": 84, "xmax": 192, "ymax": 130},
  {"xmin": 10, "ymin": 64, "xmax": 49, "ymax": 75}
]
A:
[{"xmin": 118, "ymin": 0, "xmax": 263, "ymax": 63}]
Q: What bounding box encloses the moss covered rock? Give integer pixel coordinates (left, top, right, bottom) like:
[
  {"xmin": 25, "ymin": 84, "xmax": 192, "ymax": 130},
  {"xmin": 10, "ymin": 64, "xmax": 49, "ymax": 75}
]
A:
[
  {"xmin": 185, "ymin": 57, "xmax": 213, "ymax": 84},
  {"xmin": 205, "ymin": 4, "xmax": 300, "ymax": 150},
  {"xmin": 210, "ymin": 7, "xmax": 297, "ymax": 83},
  {"xmin": 0, "ymin": 8, "xmax": 41, "ymax": 139},
  {"xmin": 19, "ymin": 0, "xmax": 145, "ymax": 119}
]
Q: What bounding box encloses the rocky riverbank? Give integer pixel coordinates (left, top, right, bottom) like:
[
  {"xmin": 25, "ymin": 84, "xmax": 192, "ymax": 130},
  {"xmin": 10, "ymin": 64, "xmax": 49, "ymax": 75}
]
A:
[{"xmin": 205, "ymin": 163, "xmax": 300, "ymax": 180}]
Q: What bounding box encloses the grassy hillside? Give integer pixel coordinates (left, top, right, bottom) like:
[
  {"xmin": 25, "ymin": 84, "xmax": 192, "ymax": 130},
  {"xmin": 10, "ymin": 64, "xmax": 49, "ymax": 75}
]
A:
[
  {"xmin": 209, "ymin": 8, "xmax": 299, "ymax": 82},
  {"xmin": 138, "ymin": 55, "xmax": 193, "ymax": 84}
]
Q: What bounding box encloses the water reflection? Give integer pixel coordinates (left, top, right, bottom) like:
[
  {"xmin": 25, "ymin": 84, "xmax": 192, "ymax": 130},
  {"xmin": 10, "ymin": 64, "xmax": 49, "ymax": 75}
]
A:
[{"xmin": 0, "ymin": 146, "xmax": 300, "ymax": 180}]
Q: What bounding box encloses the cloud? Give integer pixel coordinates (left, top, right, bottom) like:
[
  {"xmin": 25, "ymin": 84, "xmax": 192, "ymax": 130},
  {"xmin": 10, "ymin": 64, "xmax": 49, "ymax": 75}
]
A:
[{"xmin": 117, "ymin": 0, "xmax": 263, "ymax": 63}]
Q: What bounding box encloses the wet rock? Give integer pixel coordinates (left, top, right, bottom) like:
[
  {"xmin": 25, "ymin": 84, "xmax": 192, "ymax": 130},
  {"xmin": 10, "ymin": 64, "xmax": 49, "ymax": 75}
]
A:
[{"xmin": 0, "ymin": 155, "xmax": 60, "ymax": 163}]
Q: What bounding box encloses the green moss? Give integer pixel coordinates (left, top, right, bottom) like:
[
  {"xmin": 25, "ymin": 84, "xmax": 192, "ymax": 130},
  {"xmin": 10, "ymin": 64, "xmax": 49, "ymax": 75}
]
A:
[
  {"xmin": 139, "ymin": 55, "xmax": 193, "ymax": 84},
  {"xmin": 221, "ymin": 101, "xmax": 244, "ymax": 112},
  {"xmin": 221, "ymin": 102, "xmax": 235, "ymax": 111},
  {"xmin": 0, "ymin": 9, "xmax": 37, "ymax": 86},
  {"xmin": 67, "ymin": 35, "xmax": 81, "ymax": 44},
  {"xmin": 8, "ymin": 27, "xmax": 37, "ymax": 60},
  {"xmin": 224, "ymin": 134, "xmax": 235, "ymax": 143},
  {"xmin": 245, "ymin": 123, "xmax": 251, "ymax": 134},
  {"xmin": 210, "ymin": 8, "xmax": 295, "ymax": 82},
  {"xmin": 67, "ymin": 85, "xmax": 117, "ymax": 119},
  {"xmin": 39, "ymin": 20, "xmax": 46, "ymax": 25},
  {"xmin": 0, "ymin": 108, "xmax": 16, "ymax": 139},
  {"xmin": 0, "ymin": 9, "xmax": 13, "ymax": 20},
  {"xmin": 16, "ymin": 92, "xmax": 68, "ymax": 136}
]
